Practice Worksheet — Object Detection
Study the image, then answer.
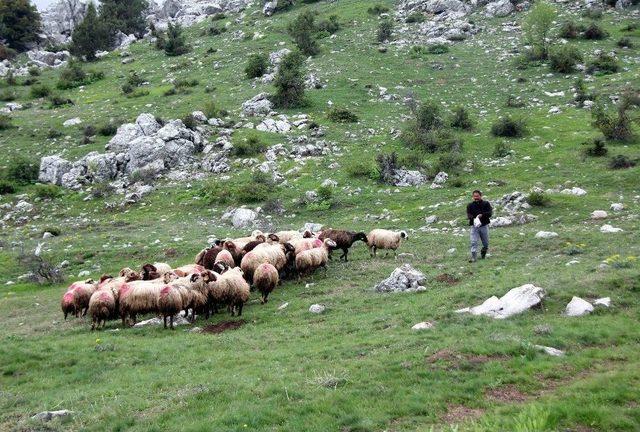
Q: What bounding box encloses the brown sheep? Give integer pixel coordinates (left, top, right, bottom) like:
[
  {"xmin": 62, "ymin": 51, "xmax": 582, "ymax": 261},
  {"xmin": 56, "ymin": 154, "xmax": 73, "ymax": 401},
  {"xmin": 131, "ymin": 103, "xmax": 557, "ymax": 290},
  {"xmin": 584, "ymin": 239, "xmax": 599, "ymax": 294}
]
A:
[
  {"xmin": 317, "ymin": 229, "xmax": 368, "ymax": 262},
  {"xmin": 253, "ymin": 263, "xmax": 279, "ymax": 304}
]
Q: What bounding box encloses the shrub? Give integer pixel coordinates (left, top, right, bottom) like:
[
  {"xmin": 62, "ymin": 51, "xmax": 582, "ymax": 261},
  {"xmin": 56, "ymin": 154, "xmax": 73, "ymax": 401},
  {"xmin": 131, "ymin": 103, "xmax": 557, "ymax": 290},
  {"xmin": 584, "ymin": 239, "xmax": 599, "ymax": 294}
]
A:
[
  {"xmin": 205, "ymin": 23, "xmax": 227, "ymax": 36},
  {"xmin": 587, "ymin": 52, "xmax": 619, "ymax": 74},
  {"xmin": 317, "ymin": 15, "xmax": 340, "ymax": 35},
  {"xmin": 83, "ymin": 125, "xmax": 96, "ymax": 137},
  {"xmin": 591, "ymin": 99, "xmax": 636, "ymax": 142},
  {"xmin": 174, "ymin": 78, "xmax": 199, "ymax": 89},
  {"xmin": 436, "ymin": 151, "xmax": 465, "ymax": 173},
  {"xmin": 506, "ymin": 95, "xmax": 526, "ymax": 108},
  {"xmin": 232, "ymin": 135, "xmax": 267, "ymax": 156},
  {"xmin": 582, "ymin": 22, "xmax": 608, "ymax": 40},
  {"xmin": 574, "ymin": 78, "xmax": 595, "ymax": 107},
  {"xmin": 491, "ymin": 116, "xmax": 527, "ymax": 138},
  {"xmin": 28, "ymin": 67, "xmax": 40, "ymax": 76},
  {"xmin": 548, "ymin": 44, "xmax": 582, "ymax": 73},
  {"xmin": 558, "ymin": 20, "xmax": 585, "ymax": 39},
  {"xmin": 582, "ymin": 8, "xmax": 603, "ymax": 20},
  {"xmin": 99, "ymin": 0, "xmax": 148, "ymax": 36},
  {"xmin": 367, "ymin": 5, "xmax": 389, "ymax": 15},
  {"xmin": 98, "ymin": 121, "xmax": 118, "ymax": 136},
  {"xmin": 90, "ymin": 181, "xmax": 115, "ymax": 198},
  {"xmin": 406, "ymin": 12, "xmax": 425, "ymax": 23},
  {"xmin": 0, "ymin": 89, "xmax": 16, "ymax": 102},
  {"xmin": 272, "ymin": 50, "xmax": 307, "ymax": 109},
  {"xmin": 46, "ymin": 128, "xmax": 63, "ymax": 139},
  {"xmin": 18, "ymin": 253, "xmax": 64, "ymax": 285},
  {"xmin": 288, "ymin": 10, "xmax": 320, "ymax": 56},
  {"xmin": 527, "ymin": 191, "xmax": 551, "ymax": 207},
  {"xmin": 449, "ymin": 106, "xmax": 474, "ymax": 130},
  {"xmin": 164, "ymin": 23, "xmax": 191, "ymax": 56},
  {"xmin": 377, "ymin": 19, "xmax": 393, "ymax": 42},
  {"xmin": 522, "ymin": 1, "xmax": 557, "ymax": 60},
  {"xmin": 346, "ymin": 160, "xmax": 376, "ymax": 179},
  {"xmin": 49, "ymin": 95, "xmax": 74, "ymax": 108},
  {"xmin": 327, "ymin": 107, "xmax": 358, "ymax": 123},
  {"xmin": 245, "ymin": 53, "xmax": 269, "ymax": 79},
  {"xmin": 609, "ymin": 155, "xmax": 636, "ymax": 170},
  {"xmin": 33, "ymin": 184, "xmax": 62, "ymax": 199},
  {"xmin": 4, "ymin": 157, "xmax": 39, "ymax": 184},
  {"xmin": 70, "ymin": 2, "xmax": 111, "ymax": 60},
  {"xmin": 493, "ymin": 141, "xmax": 512, "ymax": 158},
  {"xmin": 57, "ymin": 61, "xmax": 104, "ymax": 89},
  {"xmin": 0, "ymin": 180, "xmax": 16, "ymax": 194},
  {"xmin": 4, "ymin": 70, "xmax": 16, "ymax": 86},
  {"xmin": 30, "ymin": 84, "xmax": 51, "ymax": 98},
  {"xmin": 0, "ymin": 43, "xmax": 17, "ymax": 61},
  {"xmin": 427, "ymin": 44, "xmax": 449, "ymax": 54},
  {"xmin": 182, "ymin": 114, "xmax": 197, "ymax": 130},
  {"xmin": 0, "ymin": 114, "xmax": 12, "ymax": 130},
  {"xmin": 617, "ymin": 37, "xmax": 633, "ymax": 48},
  {"xmin": 583, "ymin": 137, "xmax": 608, "ymax": 157},
  {"xmin": 416, "ymin": 101, "xmax": 443, "ymax": 132},
  {"xmin": 163, "ymin": 87, "xmax": 178, "ymax": 96},
  {"xmin": 376, "ymin": 152, "xmax": 398, "ymax": 184},
  {"xmin": 203, "ymin": 100, "xmax": 224, "ymax": 118}
]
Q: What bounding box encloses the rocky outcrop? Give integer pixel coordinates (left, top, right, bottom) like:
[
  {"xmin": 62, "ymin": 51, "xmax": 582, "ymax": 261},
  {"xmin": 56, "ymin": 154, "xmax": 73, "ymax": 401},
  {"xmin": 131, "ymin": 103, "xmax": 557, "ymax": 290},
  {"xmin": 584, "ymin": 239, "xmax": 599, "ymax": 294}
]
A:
[
  {"xmin": 41, "ymin": 0, "xmax": 90, "ymax": 44},
  {"xmin": 456, "ymin": 284, "xmax": 546, "ymax": 319},
  {"xmin": 374, "ymin": 264, "xmax": 427, "ymax": 293}
]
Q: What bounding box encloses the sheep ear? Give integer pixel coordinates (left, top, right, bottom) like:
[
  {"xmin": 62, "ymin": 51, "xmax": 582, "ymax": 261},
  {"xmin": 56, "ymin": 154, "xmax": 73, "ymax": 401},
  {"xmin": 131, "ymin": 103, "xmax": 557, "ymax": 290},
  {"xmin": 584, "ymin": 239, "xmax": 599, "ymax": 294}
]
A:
[{"xmin": 191, "ymin": 274, "xmax": 199, "ymax": 282}]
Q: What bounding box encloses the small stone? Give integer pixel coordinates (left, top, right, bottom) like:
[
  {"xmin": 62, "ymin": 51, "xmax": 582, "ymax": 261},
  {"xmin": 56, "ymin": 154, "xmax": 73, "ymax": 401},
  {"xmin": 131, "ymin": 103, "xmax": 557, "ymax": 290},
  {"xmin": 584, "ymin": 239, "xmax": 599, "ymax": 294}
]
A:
[
  {"xmin": 565, "ymin": 296, "xmax": 594, "ymax": 317},
  {"xmin": 309, "ymin": 304, "xmax": 325, "ymax": 314},
  {"xmin": 591, "ymin": 210, "xmax": 608, "ymax": 220},
  {"xmin": 535, "ymin": 231, "xmax": 558, "ymax": 239},
  {"xmin": 610, "ymin": 203, "xmax": 624, "ymax": 212},
  {"xmin": 32, "ymin": 410, "xmax": 74, "ymax": 422},
  {"xmin": 600, "ymin": 224, "xmax": 623, "ymax": 233},
  {"xmin": 533, "ymin": 345, "xmax": 565, "ymax": 357},
  {"xmin": 411, "ymin": 321, "xmax": 434, "ymax": 331}
]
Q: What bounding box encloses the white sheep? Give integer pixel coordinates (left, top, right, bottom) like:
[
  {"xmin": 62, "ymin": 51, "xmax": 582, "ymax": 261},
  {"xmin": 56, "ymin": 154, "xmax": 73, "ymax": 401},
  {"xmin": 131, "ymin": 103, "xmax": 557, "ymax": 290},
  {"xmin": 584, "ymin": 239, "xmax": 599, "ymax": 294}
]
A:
[
  {"xmin": 295, "ymin": 239, "xmax": 337, "ymax": 278},
  {"xmin": 367, "ymin": 229, "xmax": 408, "ymax": 258}
]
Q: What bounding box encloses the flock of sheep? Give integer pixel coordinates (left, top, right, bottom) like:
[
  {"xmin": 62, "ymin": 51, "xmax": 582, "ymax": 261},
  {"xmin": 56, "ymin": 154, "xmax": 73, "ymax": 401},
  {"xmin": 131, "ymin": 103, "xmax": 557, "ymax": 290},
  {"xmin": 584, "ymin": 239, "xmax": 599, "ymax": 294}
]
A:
[{"xmin": 60, "ymin": 228, "xmax": 409, "ymax": 330}]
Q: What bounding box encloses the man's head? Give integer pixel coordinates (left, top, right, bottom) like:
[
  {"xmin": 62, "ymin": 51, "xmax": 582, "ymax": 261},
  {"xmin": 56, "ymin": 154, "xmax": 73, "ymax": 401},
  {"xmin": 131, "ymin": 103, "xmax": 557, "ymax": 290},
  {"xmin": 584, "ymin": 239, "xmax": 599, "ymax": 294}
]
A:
[{"xmin": 472, "ymin": 190, "xmax": 483, "ymax": 201}]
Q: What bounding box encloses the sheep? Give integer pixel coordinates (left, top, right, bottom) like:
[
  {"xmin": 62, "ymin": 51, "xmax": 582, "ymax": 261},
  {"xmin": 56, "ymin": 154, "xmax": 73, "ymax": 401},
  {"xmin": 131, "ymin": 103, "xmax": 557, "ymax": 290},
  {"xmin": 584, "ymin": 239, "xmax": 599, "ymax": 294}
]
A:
[
  {"xmin": 169, "ymin": 272, "xmax": 211, "ymax": 321},
  {"xmin": 289, "ymin": 237, "xmax": 324, "ymax": 256},
  {"xmin": 60, "ymin": 279, "xmax": 97, "ymax": 319},
  {"xmin": 173, "ymin": 264, "xmax": 205, "ymax": 277},
  {"xmin": 118, "ymin": 277, "xmax": 165, "ymax": 326},
  {"xmin": 253, "ymin": 263, "xmax": 279, "ymax": 304},
  {"xmin": 195, "ymin": 240, "xmax": 223, "ymax": 266},
  {"xmin": 223, "ymin": 241, "xmax": 244, "ymax": 266},
  {"xmin": 158, "ymin": 285, "xmax": 184, "ymax": 329},
  {"xmin": 215, "ymin": 249, "xmax": 236, "ymax": 268},
  {"xmin": 273, "ymin": 230, "xmax": 314, "ymax": 243},
  {"xmin": 231, "ymin": 230, "xmax": 264, "ymax": 250},
  {"xmin": 295, "ymin": 239, "xmax": 337, "ymax": 278},
  {"xmin": 241, "ymin": 234, "xmax": 266, "ymax": 254},
  {"xmin": 201, "ymin": 245, "xmax": 223, "ymax": 270},
  {"xmin": 216, "ymin": 267, "xmax": 250, "ymax": 316},
  {"xmin": 367, "ymin": 229, "xmax": 408, "ymax": 258},
  {"xmin": 240, "ymin": 243, "xmax": 288, "ymax": 283},
  {"xmin": 317, "ymin": 229, "xmax": 368, "ymax": 262},
  {"xmin": 88, "ymin": 278, "xmax": 120, "ymax": 331},
  {"xmin": 141, "ymin": 264, "xmax": 161, "ymax": 281}
]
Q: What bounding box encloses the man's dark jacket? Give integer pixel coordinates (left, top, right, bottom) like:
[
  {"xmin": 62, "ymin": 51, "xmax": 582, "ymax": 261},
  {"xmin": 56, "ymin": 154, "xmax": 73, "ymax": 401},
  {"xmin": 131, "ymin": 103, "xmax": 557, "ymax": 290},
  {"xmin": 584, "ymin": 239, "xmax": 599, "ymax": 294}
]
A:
[{"xmin": 467, "ymin": 200, "xmax": 493, "ymax": 226}]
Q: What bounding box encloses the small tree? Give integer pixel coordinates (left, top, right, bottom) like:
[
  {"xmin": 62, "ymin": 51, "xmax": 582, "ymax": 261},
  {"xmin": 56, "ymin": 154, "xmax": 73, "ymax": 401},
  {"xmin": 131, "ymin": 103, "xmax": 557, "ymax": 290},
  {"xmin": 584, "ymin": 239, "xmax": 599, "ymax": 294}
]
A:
[
  {"xmin": 272, "ymin": 50, "xmax": 307, "ymax": 109},
  {"xmin": 70, "ymin": 2, "xmax": 111, "ymax": 61},
  {"xmin": 591, "ymin": 96, "xmax": 638, "ymax": 142},
  {"xmin": 245, "ymin": 53, "xmax": 269, "ymax": 78},
  {"xmin": 0, "ymin": 0, "xmax": 42, "ymax": 52},
  {"xmin": 522, "ymin": 1, "xmax": 557, "ymax": 60},
  {"xmin": 164, "ymin": 23, "xmax": 190, "ymax": 56},
  {"xmin": 377, "ymin": 19, "xmax": 393, "ymax": 43},
  {"xmin": 99, "ymin": 0, "xmax": 149, "ymax": 37},
  {"xmin": 288, "ymin": 10, "xmax": 320, "ymax": 56}
]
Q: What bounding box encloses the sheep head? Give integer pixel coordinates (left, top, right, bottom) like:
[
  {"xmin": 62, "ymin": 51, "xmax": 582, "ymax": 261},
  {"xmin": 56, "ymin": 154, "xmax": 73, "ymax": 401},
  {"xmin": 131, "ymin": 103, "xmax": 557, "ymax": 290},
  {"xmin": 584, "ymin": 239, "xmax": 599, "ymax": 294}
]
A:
[
  {"xmin": 119, "ymin": 267, "xmax": 135, "ymax": 277},
  {"xmin": 99, "ymin": 274, "xmax": 113, "ymax": 284},
  {"xmin": 354, "ymin": 232, "xmax": 368, "ymax": 243},
  {"xmin": 255, "ymin": 234, "xmax": 266, "ymax": 243},
  {"xmin": 163, "ymin": 272, "xmax": 178, "ymax": 284},
  {"xmin": 212, "ymin": 262, "xmax": 229, "ymax": 274},
  {"xmin": 267, "ymin": 233, "xmax": 279, "ymax": 243},
  {"xmin": 200, "ymin": 270, "xmax": 218, "ymax": 283},
  {"xmin": 302, "ymin": 230, "xmax": 314, "ymax": 238},
  {"xmin": 125, "ymin": 271, "xmax": 141, "ymax": 282},
  {"xmin": 223, "ymin": 241, "xmax": 237, "ymax": 251},
  {"xmin": 400, "ymin": 230, "xmax": 408, "ymax": 240},
  {"xmin": 324, "ymin": 239, "xmax": 337, "ymax": 249}
]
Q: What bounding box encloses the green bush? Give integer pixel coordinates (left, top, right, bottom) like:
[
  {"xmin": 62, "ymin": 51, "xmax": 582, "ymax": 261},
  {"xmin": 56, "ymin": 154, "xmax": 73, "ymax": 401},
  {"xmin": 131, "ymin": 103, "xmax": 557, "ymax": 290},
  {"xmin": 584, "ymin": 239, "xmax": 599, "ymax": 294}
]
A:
[
  {"xmin": 98, "ymin": 121, "xmax": 118, "ymax": 136},
  {"xmin": 583, "ymin": 137, "xmax": 608, "ymax": 157},
  {"xmin": 427, "ymin": 44, "xmax": 450, "ymax": 54},
  {"xmin": 377, "ymin": 19, "xmax": 393, "ymax": 42},
  {"xmin": 0, "ymin": 89, "xmax": 16, "ymax": 102},
  {"xmin": 591, "ymin": 100, "xmax": 635, "ymax": 142},
  {"xmin": 327, "ymin": 107, "xmax": 358, "ymax": 123},
  {"xmin": 522, "ymin": 1, "xmax": 557, "ymax": 60},
  {"xmin": 317, "ymin": 15, "xmax": 340, "ymax": 35},
  {"xmin": 30, "ymin": 84, "xmax": 51, "ymax": 98},
  {"xmin": 582, "ymin": 8, "xmax": 603, "ymax": 20},
  {"xmin": 203, "ymin": 101, "xmax": 224, "ymax": 118},
  {"xmin": 288, "ymin": 10, "xmax": 320, "ymax": 56},
  {"xmin": 245, "ymin": 53, "xmax": 269, "ymax": 79},
  {"xmin": 33, "ymin": 184, "xmax": 62, "ymax": 199},
  {"xmin": 0, "ymin": 114, "xmax": 12, "ymax": 130},
  {"xmin": 182, "ymin": 114, "xmax": 197, "ymax": 130},
  {"xmin": 493, "ymin": 141, "xmax": 512, "ymax": 158},
  {"xmin": 609, "ymin": 155, "xmax": 636, "ymax": 170},
  {"xmin": 376, "ymin": 152, "xmax": 398, "ymax": 184},
  {"xmin": 558, "ymin": 20, "xmax": 585, "ymax": 39},
  {"xmin": 548, "ymin": 44, "xmax": 582, "ymax": 73},
  {"xmin": 346, "ymin": 160, "xmax": 376, "ymax": 179},
  {"xmin": 272, "ymin": 50, "xmax": 307, "ymax": 109},
  {"xmin": 587, "ymin": 52, "xmax": 619, "ymax": 74},
  {"xmin": 367, "ymin": 5, "xmax": 389, "ymax": 15},
  {"xmin": 617, "ymin": 37, "xmax": 633, "ymax": 48},
  {"xmin": 574, "ymin": 78, "xmax": 595, "ymax": 107},
  {"xmin": 406, "ymin": 12, "xmax": 425, "ymax": 23},
  {"xmin": 232, "ymin": 135, "xmax": 267, "ymax": 156},
  {"xmin": 28, "ymin": 67, "xmax": 40, "ymax": 76},
  {"xmin": 527, "ymin": 191, "xmax": 551, "ymax": 207},
  {"xmin": 506, "ymin": 95, "xmax": 526, "ymax": 108},
  {"xmin": 491, "ymin": 116, "xmax": 527, "ymax": 138},
  {"xmin": 57, "ymin": 61, "xmax": 104, "ymax": 90},
  {"xmin": 449, "ymin": 106, "xmax": 474, "ymax": 130},
  {"xmin": 164, "ymin": 23, "xmax": 191, "ymax": 56},
  {"xmin": 4, "ymin": 157, "xmax": 39, "ymax": 184},
  {"xmin": 0, "ymin": 43, "xmax": 17, "ymax": 61},
  {"xmin": 436, "ymin": 151, "xmax": 465, "ymax": 173},
  {"xmin": 582, "ymin": 22, "xmax": 608, "ymax": 40},
  {"xmin": 48, "ymin": 95, "xmax": 74, "ymax": 108},
  {"xmin": 0, "ymin": 180, "xmax": 16, "ymax": 195}
]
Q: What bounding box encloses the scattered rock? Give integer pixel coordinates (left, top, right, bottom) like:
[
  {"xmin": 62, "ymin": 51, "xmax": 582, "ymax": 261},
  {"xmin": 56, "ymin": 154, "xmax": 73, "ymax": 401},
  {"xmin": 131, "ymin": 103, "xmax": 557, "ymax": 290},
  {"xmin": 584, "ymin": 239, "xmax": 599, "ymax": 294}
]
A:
[
  {"xmin": 591, "ymin": 210, "xmax": 608, "ymax": 220},
  {"xmin": 456, "ymin": 284, "xmax": 546, "ymax": 319},
  {"xmin": 600, "ymin": 224, "xmax": 623, "ymax": 233},
  {"xmin": 32, "ymin": 410, "xmax": 74, "ymax": 422},
  {"xmin": 63, "ymin": 117, "xmax": 81, "ymax": 127},
  {"xmin": 309, "ymin": 304, "xmax": 325, "ymax": 314},
  {"xmin": 222, "ymin": 208, "xmax": 258, "ymax": 229},
  {"xmin": 533, "ymin": 345, "xmax": 565, "ymax": 357},
  {"xmin": 535, "ymin": 231, "xmax": 558, "ymax": 239},
  {"xmin": 374, "ymin": 264, "xmax": 427, "ymax": 293},
  {"xmin": 411, "ymin": 321, "xmax": 434, "ymax": 331},
  {"xmin": 485, "ymin": 0, "xmax": 515, "ymax": 17},
  {"xmin": 610, "ymin": 203, "xmax": 624, "ymax": 212},
  {"xmin": 393, "ymin": 169, "xmax": 428, "ymax": 187},
  {"xmin": 561, "ymin": 187, "xmax": 587, "ymax": 196},
  {"xmin": 242, "ymin": 93, "xmax": 273, "ymax": 116},
  {"xmin": 594, "ymin": 297, "xmax": 611, "ymax": 307},
  {"xmin": 565, "ymin": 296, "xmax": 594, "ymax": 317},
  {"xmin": 133, "ymin": 314, "xmax": 191, "ymax": 327}
]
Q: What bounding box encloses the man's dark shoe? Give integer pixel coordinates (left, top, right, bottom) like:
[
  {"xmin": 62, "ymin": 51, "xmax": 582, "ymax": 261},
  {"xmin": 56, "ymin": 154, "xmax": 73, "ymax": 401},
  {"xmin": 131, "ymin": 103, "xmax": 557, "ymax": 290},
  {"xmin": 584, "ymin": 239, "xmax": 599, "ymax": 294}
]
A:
[
  {"xmin": 481, "ymin": 248, "xmax": 488, "ymax": 259},
  {"xmin": 469, "ymin": 254, "xmax": 477, "ymax": 263}
]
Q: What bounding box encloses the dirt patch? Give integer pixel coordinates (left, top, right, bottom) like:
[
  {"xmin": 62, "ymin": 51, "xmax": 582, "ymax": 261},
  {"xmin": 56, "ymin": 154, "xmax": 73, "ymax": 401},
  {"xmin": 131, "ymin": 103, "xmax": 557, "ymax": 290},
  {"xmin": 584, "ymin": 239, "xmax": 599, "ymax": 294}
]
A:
[
  {"xmin": 426, "ymin": 350, "xmax": 509, "ymax": 370},
  {"xmin": 202, "ymin": 320, "xmax": 246, "ymax": 334},
  {"xmin": 442, "ymin": 404, "xmax": 484, "ymax": 424},
  {"xmin": 436, "ymin": 273, "xmax": 460, "ymax": 285},
  {"xmin": 485, "ymin": 384, "xmax": 529, "ymax": 403}
]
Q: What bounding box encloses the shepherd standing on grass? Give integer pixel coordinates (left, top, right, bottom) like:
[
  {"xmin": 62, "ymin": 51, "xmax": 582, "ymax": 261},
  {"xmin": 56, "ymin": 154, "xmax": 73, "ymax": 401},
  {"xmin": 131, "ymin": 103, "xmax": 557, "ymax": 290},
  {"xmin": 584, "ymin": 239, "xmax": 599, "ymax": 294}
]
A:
[{"xmin": 467, "ymin": 190, "xmax": 493, "ymax": 263}]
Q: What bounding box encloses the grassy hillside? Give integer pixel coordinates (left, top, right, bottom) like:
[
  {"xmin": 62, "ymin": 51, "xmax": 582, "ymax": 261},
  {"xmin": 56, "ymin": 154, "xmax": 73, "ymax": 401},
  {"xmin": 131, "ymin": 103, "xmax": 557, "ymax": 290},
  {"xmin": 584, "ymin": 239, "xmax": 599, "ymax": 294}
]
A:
[{"xmin": 1, "ymin": 1, "xmax": 639, "ymax": 430}]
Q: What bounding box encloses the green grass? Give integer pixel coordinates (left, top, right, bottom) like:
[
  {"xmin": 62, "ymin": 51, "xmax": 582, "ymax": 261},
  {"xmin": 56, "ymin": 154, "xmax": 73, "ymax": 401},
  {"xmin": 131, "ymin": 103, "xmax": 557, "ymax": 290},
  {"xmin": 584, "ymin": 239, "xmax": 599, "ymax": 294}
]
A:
[{"xmin": 1, "ymin": 1, "xmax": 639, "ymax": 431}]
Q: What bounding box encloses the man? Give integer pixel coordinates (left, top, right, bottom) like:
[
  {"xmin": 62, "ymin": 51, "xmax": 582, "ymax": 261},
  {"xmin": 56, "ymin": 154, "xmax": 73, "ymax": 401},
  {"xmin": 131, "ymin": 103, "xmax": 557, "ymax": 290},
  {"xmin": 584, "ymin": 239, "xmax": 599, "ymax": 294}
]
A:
[{"xmin": 466, "ymin": 190, "xmax": 492, "ymax": 263}]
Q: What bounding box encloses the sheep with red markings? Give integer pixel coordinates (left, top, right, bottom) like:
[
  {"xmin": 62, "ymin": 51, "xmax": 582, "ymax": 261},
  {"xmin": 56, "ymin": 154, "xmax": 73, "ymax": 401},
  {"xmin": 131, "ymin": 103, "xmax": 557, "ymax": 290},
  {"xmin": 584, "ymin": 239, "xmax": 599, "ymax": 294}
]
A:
[
  {"xmin": 173, "ymin": 263, "xmax": 205, "ymax": 277},
  {"xmin": 240, "ymin": 243, "xmax": 288, "ymax": 283},
  {"xmin": 295, "ymin": 239, "xmax": 337, "ymax": 278},
  {"xmin": 61, "ymin": 279, "xmax": 97, "ymax": 319},
  {"xmin": 367, "ymin": 229, "xmax": 408, "ymax": 258},
  {"xmin": 118, "ymin": 276, "xmax": 166, "ymax": 326},
  {"xmin": 253, "ymin": 263, "xmax": 279, "ymax": 304},
  {"xmin": 215, "ymin": 249, "xmax": 236, "ymax": 268},
  {"xmin": 88, "ymin": 275, "xmax": 121, "ymax": 330},
  {"xmin": 289, "ymin": 237, "xmax": 324, "ymax": 256}
]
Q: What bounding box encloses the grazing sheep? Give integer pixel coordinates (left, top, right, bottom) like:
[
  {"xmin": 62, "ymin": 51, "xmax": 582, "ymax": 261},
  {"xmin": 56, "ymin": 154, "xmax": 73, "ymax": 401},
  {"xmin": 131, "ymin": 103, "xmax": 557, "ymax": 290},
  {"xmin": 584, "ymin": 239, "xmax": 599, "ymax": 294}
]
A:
[
  {"xmin": 295, "ymin": 239, "xmax": 337, "ymax": 278},
  {"xmin": 215, "ymin": 249, "xmax": 236, "ymax": 268},
  {"xmin": 232, "ymin": 230, "xmax": 264, "ymax": 250},
  {"xmin": 158, "ymin": 285, "xmax": 184, "ymax": 329},
  {"xmin": 274, "ymin": 230, "xmax": 314, "ymax": 243},
  {"xmin": 241, "ymin": 234, "xmax": 266, "ymax": 254},
  {"xmin": 141, "ymin": 264, "xmax": 161, "ymax": 281},
  {"xmin": 240, "ymin": 243, "xmax": 288, "ymax": 282},
  {"xmin": 289, "ymin": 237, "xmax": 324, "ymax": 256},
  {"xmin": 318, "ymin": 229, "xmax": 368, "ymax": 262},
  {"xmin": 173, "ymin": 264, "xmax": 205, "ymax": 277},
  {"xmin": 223, "ymin": 241, "xmax": 245, "ymax": 266},
  {"xmin": 61, "ymin": 279, "xmax": 97, "ymax": 319},
  {"xmin": 195, "ymin": 240, "xmax": 223, "ymax": 266},
  {"xmin": 88, "ymin": 279, "xmax": 119, "ymax": 331},
  {"xmin": 118, "ymin": 278, "xmax": 165, "ymax": 326},
  {"xmin": 253, "ymin": 263, "xmax": 279, "ymax": 304},
  {"xmin": 201, "ymin": 245, "xmax": 223, "ymax": 270},
  {"xmin": 367, "ymin": 229, "xmax": 408, "ymax": 258},
  {"xmin": 216, "ymin": 267, "xmax": 250, "ymax": 316}
]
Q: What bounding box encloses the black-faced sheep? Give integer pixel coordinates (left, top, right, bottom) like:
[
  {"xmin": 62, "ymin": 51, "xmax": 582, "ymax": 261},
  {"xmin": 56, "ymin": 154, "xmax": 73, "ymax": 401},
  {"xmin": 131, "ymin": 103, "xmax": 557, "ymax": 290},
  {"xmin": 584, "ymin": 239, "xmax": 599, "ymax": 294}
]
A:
[
  {"xmin": 223, "ymin": 241, "xmax": 244, "ymax": 266},
  {"xmin": 253, "ymin": 263, "xmax": 279, "ymax": 304},
  {"xmin": 61, "ymin": 279, "xmax": 97, "ymax": 319},
  {"xmin": 367, "ymin": 229, "xmax": 408, "ymax": 258},
  {"xmin": 317, "ymin": 229, "xmax": 368, "ymax": 262},
  {"xmin": 295, "ymin": 239, "xmax": 337, "ymax": 278}
]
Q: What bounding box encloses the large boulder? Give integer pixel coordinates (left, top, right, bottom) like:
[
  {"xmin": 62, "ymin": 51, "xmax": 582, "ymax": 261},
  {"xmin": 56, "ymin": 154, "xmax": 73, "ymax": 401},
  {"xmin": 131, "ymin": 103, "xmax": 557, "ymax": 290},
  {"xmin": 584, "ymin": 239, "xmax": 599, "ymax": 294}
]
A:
[
  {"xmin": 201, "ymin": 151, "xmax": 230, "ymax": 173},
  {"xmin": 485, "ymin": 0, "xmax": 514, "ymax": 17},
  {"xmin": 41, "ymin": 0, "xmax": 89, "ymax": 44},
  {"xmin": 136, "ymin": 113, "xmax": 161, "ymax": 136},
  {"xmin": 425, "ymin": 0, "xmax": 469, "ymax": 14},
  {"xmin": 456, "ymin": 284, "xmax": 546, "ymax": 319},
  {"xmin": 124, "ymin": 136, "xmax": 166, "ymax": 174},
  {"xmin": 38, "ymin": 155, "xmax": 72, "ymax": 186},
  {"xmin": 393, "ymin": 169, "xmax": 428, "ymax": 187},
  {"xmin": 374, "ymin": 264, "xmax": 427, "ymax": 293},
  {"xmin": 223, "ymin": 208, "xmax": 258, "ymax": 228},
  {"xmin": 82, "ymin": 152, "xmax": 118, "ymax": 183},
  {"xmin": 242, "ymin": 93, "xmax": 273, "ymax": 116},
  {"xmin": 107, "ymin": 123, "xmax": 143, "ymax": 153}
]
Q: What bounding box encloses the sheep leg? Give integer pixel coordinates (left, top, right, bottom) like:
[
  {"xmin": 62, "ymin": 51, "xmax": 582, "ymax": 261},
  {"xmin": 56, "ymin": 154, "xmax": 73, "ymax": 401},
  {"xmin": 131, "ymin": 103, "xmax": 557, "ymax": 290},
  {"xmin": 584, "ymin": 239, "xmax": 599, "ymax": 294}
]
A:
[
  {"xmin": 64, "ymin": 312, "xmax": 68, "ymax": 320},
  {"xmin": 91, "ymin": 319, "xmax": 96, "ymax": 331},
  {"xmin": 237, "ymin": 302, "xmax": 243, "ymax": 316},
  {"xmin": 163, "ymin": 315, "xmax": 167, "ymax": 329},
  {"xmin": 170, "ymin": 315, "xmax": 175, "ymax": 330},
  {"xmin": 340, "ymin": 248, "xmax": 348, "ymax": 262},
  {"xmin": 82, "ymin": 307, "xmax": 88, "ymax": 317}
]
